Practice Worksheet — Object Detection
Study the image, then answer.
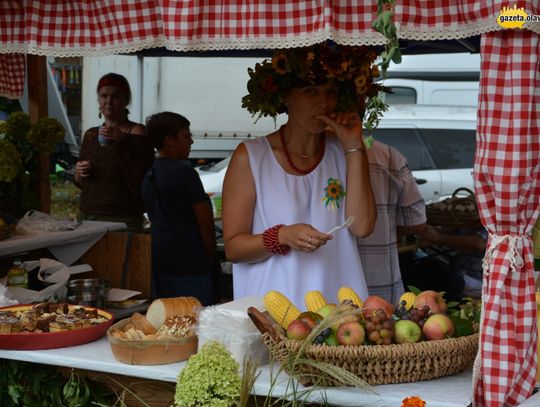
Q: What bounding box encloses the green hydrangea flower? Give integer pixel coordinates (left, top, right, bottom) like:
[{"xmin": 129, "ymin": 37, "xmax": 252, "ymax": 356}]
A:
[
  {"xmin": 26, "ymin": 117, "xmax": 65, "ymax": 153},
  {"xmin": 0, "ymin": 140, "xmax": 22, "ymax": 182},
  {"xmin": 0, "ymin": 120, "xmax": 8, "ymax": 135},
  {"xmin": 175, "ymin": 341, "xmax": 241, "ymax": 407},
  {"xmin": 5, "ymin": 111, "xmax": 31, "ymax": 141}
]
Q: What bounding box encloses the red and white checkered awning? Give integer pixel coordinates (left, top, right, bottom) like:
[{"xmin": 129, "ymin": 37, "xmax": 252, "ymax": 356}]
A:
[
  {"xmin": 0, "ymin": 1, "xmax": 538, "ymax": 98},
  {"xmin": 0, "ymin": 2, "xmax": 539, "ymax": 405}
]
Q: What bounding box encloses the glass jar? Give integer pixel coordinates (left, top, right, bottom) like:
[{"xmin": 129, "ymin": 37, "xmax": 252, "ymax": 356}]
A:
[{"xmin": 7, "ymin": 259, "xmax": 28, "ymax": 288}]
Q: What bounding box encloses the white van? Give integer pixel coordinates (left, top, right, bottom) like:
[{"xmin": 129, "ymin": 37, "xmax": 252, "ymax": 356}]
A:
[
  {"xmin": 378, "ymin": 53, "xmax": 480, "ymax": 107},
  {"xmin": 197, "ymin": 104, "xmax": 477, "ymax": 203}
]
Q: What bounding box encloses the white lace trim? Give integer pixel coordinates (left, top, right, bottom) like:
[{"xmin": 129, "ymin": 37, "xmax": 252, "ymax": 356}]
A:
[
  {"xmin": 1, "ymin": 15, "xmax": 540, "ymax": 57},
  {"xmin": 0, "ymin": 91, "xmax": 21, "ymax": 99},
  {"xmin": 399, "ymin": 20, "xmax": 502, "ymax": 40},
  {"xmin": 482, "ymin": 233, "xmax": 527, "ymax": 276},
  {"xmin": 0, "ymin": 22, "xmax": 538, "ymax": 56},
  {"xmin": 0, "ymin": 32, "xmax": 387, "ymax": 56}
]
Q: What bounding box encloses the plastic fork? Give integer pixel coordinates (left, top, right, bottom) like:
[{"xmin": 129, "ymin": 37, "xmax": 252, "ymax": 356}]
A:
[{"xmin": 326, "ymin": 216, "xmax": 355, "ymax": 235}]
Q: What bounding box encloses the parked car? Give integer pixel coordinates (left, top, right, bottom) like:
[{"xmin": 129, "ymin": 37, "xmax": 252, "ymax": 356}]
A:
[{"xmin": 196, "ymin": 105, "xmax": 477, "ymax": 204}]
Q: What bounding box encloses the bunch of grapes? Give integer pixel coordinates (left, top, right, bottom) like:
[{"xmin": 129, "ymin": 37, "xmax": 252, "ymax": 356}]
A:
[
  {"xmin": 365, "ymin": 308, "xmax": 395, "ymax": 345},
  {"xmin": 312, "ymin": 327, "xmax": 333, "ymax": 345},
  {"xmin": 395, "ymin": 300, "xmax": 410, "ymax": 319},
  {"xmin": 397, "ymin": 302, "xmax": 431, "ymax": 328}
]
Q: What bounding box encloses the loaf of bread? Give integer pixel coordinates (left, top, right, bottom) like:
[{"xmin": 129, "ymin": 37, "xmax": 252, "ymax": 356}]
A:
[
  {"xmin": 156, "ymin": 315, "xmax": 196, "ymax": 338},
  {"xmin": 146, "ymin": 297, "xmax": 202, "ymax": 330},
  {"xmin": 129, "ymin": 312, "xmax": 157, "ymax": 335}
]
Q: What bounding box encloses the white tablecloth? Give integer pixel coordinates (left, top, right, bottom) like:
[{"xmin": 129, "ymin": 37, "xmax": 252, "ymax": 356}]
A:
[
  {"xmin": 0, "ymin": 221, "xmax": 126, "ymax": 265},
  {"xmin": 0, "ymin": 337, "xmax": 185, "ymax": 382},
  {"xmin": 0, "ymin": 337, "xmax": 473, "ymax": 406},
  {"xmin": 1, "ymin": 338, "xmax": 538, "ymax": 406}
]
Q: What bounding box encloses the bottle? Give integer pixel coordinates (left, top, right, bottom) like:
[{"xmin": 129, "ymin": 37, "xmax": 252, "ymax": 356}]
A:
[{"xmin": 7, "ymin": 259, "xmax": 28, "ymax": 288}]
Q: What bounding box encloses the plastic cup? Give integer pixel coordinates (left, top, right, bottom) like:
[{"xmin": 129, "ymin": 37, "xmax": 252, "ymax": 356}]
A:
[{"xmin": 98, "ymin": 127, "xmax": 111, "ymax": 146}]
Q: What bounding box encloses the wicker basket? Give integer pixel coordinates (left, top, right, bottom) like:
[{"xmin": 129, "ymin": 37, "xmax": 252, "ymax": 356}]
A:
[
  {"xmin": 426, "ymin": 187, "xmax": 482, "ymax": 229},
  {"xmin": 248, "ymin": 307, "xmax": 479, "ymax": 386},
  {"xmin": 0, "ymin": 224, "xmax": 14, "ymax": 241}
]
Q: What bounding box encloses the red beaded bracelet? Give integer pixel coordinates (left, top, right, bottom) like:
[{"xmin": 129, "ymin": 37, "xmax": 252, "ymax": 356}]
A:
[{"xmin": 262, "ymin": 224, "xmax": 290, "ymax": 255}]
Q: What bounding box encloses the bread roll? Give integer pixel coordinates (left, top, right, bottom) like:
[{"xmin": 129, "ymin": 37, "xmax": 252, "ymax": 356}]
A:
[
  {"xmin": 146, "ymin": 297, "xmax": 202, "ymax": 329},
  {"xmin": 129, "ymin": 312, "xmax": 157, "ymax": 335}
]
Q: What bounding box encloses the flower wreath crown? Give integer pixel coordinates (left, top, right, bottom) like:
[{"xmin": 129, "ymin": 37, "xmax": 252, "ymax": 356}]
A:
[{"xmin": 241, "ymin": 42, "xmax": 389, "ymax": 131}]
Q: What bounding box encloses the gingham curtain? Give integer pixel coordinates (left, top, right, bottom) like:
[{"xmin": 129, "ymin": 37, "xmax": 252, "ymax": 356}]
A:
[
  {"xmin": 1, "ymin": 1, "xmax": 539, "ymax": 97},
  {"xmin": 0, "ymin": 1, "xmax": 539, "ymax": 405},
  {"xmin": 0, "ymin": 54, "xmax": 25, "ymax": 99},
  {"xmin": 473, "ymin": 29, "xmax": 539, "ymax": 406}
]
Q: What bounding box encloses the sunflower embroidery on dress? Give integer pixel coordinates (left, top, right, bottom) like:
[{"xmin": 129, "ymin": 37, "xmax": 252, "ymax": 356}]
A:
[{"xmin": 321, "ymin": 178, "xmax": 346, "ymax": 210}]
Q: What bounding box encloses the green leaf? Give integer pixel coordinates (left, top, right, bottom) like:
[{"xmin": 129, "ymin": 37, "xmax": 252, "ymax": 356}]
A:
[
  {"xmin": 450, "ymin": 314, "xmax": 475, "ymax": 337},
  {"xmin": 447, "ymin": 301, "xmax": 460, "ymax": 309},
  {"xmin": 391, "ymin": 48, "xmax": 402, "ymax": 64},
  {"xmin": 473, "ymin": 307, "xmax": 481, "ymax": 323},
  {"xmin": 7, "ymin": 384, "xmax": 22, "ymax": 404},
  {"xmin": 407, "ymin": 285, "xmax": 422, "ymax": 295}
]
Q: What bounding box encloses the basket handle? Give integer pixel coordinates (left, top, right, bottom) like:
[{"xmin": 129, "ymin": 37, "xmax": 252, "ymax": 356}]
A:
[
  {"xmin": 247, "ymin": 306, "xmax": 279, "ymax": 342},
  {"xmin": 452, "ymin": 187, "xmax": 475, "ymax": 198}
]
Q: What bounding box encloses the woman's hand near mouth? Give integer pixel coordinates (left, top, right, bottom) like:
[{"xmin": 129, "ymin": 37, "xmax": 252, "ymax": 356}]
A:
[{"xmin": 316, "ymin": 112, "xmax": 365, "ymax": 151}]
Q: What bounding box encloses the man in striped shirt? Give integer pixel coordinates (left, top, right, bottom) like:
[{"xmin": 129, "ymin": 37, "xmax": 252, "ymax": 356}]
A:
[{"xmin": 357, "ymin": 141, "xmax": 426, "ymax": 304}]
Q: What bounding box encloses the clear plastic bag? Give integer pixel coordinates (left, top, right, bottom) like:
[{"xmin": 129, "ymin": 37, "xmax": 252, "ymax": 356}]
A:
[{"xmin": 15, "ymin": 210, "xmax": 80, "ymax": 235}]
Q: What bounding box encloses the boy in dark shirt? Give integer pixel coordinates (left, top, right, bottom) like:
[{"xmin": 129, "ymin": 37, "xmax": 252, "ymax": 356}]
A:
[{"xmin": 141, "ymin": 112, "xmax": 216, "ymax": 304}]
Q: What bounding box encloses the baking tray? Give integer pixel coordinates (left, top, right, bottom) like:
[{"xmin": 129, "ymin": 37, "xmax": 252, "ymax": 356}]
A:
[{"xmin": 0, "ymin": 304, "xmax": 113, "ymax": 350}]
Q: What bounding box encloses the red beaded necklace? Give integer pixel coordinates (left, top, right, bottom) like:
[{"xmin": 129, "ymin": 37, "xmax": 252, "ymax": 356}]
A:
[{"xmin": 279, "ymin": 125, "xmax": 325, "ymax": 175}]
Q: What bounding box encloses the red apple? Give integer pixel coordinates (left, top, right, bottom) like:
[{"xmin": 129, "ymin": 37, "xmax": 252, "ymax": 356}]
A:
[
  {"xmin": 362, "ymin": 295, "xmax": 395, "ymax": 319},
  {"xmin": 394, "ymin": 320, "xmax": 422, "ymax": 344},
  {"xmin": 297, "ymin": 311, "xmax": 322, "ymax": 329},
  {"xmin": 422, "ymin": 314, "xmax": 454, "ymax": 340},
  {"xmin": 286, "ymin": 319, "xmax": 312, "ymax": 340},
  {"xmin": 336, "ymin": 321, "xmax": 365, "ymax": 346},
  {"xmin": 413, "ymin": 290, "xmax": 448, "ymax": 314}
]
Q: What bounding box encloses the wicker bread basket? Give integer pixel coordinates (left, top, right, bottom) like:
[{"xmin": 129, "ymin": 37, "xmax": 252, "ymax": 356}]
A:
[
  {"xmin": 107, "ymin": 318, "xmax": 198, "ymax": 365},
  {"xmin": 426, "ymin": 187, "xmax": 482, "ymax": 228},
  {"xmin": 248, "ymin": 307, "xmax": 479, "ymax": 386}
]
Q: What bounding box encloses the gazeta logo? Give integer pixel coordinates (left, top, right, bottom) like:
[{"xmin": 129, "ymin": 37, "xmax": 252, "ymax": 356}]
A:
[{"xmin": 497, "ymin": 5, "xmax": 528, "ymax": 28}]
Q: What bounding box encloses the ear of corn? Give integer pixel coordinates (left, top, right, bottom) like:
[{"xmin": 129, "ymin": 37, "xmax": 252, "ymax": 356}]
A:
[
  {"xmin": 304, "ymin": 290, "xmax": 327, "ymax": 312},
  {"xmin": 263, "ymin": 290, "xmax": 301, "ymax": 329},
  {"xmin": 337, "ymin": 286, "xmax": 364, "ymax": 308}
]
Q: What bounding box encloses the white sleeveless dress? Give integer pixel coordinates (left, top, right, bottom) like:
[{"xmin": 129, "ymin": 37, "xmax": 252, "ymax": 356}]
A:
[{"xmin": 232, "ymin": 136, "xmax": 368, "ymax": 309}]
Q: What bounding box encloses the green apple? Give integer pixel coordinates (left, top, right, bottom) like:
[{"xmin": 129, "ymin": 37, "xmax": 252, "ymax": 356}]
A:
[
  {"xmin": 394, "ymin": 320, "xmax": 422, "ymax": 344},
  {"xmin": 316, "ymin": 303, "xmax": 337, "ymax": 318},
  {"xmin": 324, "ymin": 330, "xmax": 339, "ymax": 346}
]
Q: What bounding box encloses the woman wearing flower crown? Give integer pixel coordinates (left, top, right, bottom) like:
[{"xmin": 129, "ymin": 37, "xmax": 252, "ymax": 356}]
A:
[
  {"xmin": 222, "ymin": 43, "xmax": 383, "ymax": 308},
  {"xmin": 74, "ymin": 73, "xmax": 154, "ymax": 231}
]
